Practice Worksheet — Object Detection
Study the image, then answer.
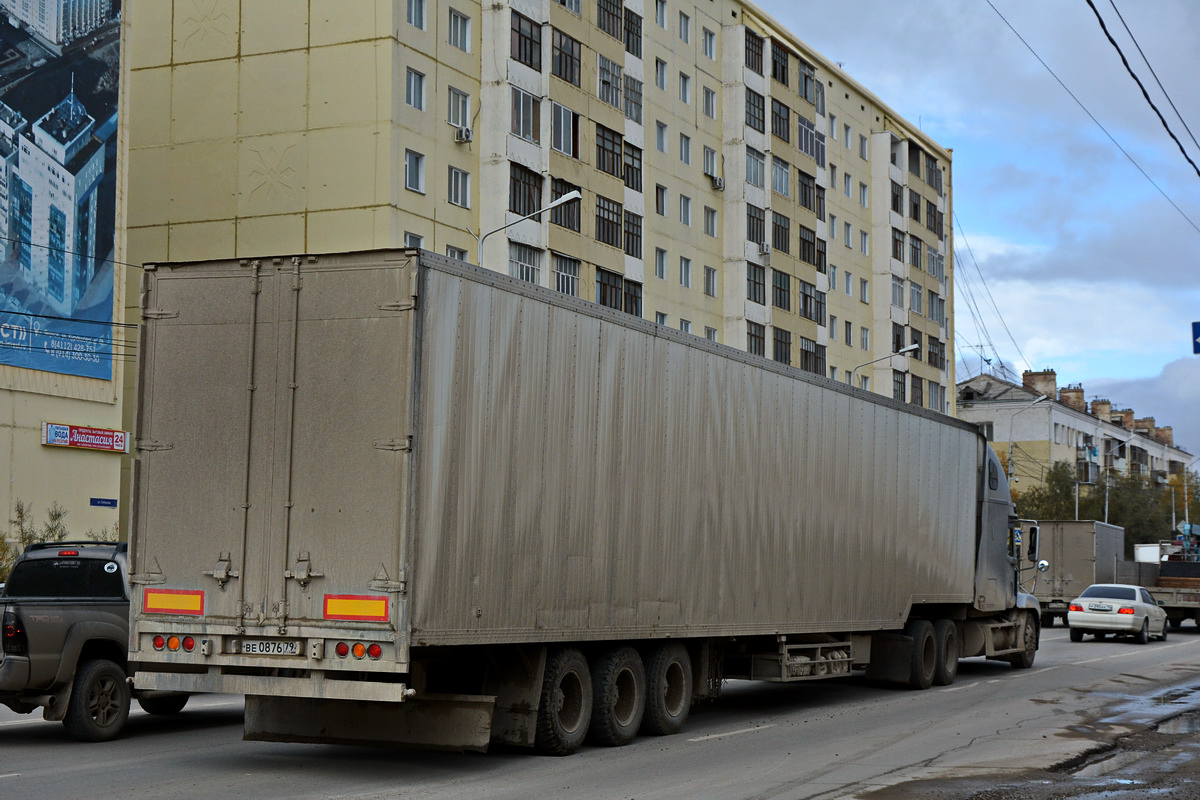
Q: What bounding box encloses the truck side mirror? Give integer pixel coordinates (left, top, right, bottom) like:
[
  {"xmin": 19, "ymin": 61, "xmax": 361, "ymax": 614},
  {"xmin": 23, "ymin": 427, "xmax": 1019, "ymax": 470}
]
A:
[{"xmin": 1026, "ymin": 525, "xmax": 1040, "ymax": 563}]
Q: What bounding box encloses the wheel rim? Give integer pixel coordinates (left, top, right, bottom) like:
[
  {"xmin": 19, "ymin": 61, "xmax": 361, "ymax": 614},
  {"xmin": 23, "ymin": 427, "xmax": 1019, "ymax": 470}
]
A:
[
  {"xmin": 555, "ymin": 669, "xmax": 586, "ymax": 734},
  {"xmin": 662, "ymin": 661, "xmax": 686, "ymax": 717},
  {"xmin": 612, "ymin": 666, "xmax": 639, "ymax": 727},
  {"xmin": 89, "ymin": 675, "xmax": 121, "ymax": 727}
]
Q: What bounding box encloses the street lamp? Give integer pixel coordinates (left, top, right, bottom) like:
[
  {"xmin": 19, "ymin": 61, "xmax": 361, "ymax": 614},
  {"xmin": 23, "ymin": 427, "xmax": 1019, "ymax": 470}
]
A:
[
  {"xmin": 474, "ymin": 190, "xmax": 582, "ymax": 267},
  {"xmin": 1006, "ymin": 395, "xmax": 1049, "ymax": 481},
  {"xmin": 849, "ymin": 343, "xmax": 919, "ymax": 389}
]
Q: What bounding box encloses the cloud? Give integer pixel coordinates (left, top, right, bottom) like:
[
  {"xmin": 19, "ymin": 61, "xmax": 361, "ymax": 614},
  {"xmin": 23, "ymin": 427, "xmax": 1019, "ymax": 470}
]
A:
[{"xmin": 1088, "ymin": 358, "xmax": 1200, "ymax": 454}]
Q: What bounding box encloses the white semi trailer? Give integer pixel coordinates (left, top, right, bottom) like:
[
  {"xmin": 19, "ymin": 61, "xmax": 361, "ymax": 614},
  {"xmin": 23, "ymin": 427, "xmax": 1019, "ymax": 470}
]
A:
[{"xmin": 129, "ymin": 249, "xmax": 1041, "ymax": 754}]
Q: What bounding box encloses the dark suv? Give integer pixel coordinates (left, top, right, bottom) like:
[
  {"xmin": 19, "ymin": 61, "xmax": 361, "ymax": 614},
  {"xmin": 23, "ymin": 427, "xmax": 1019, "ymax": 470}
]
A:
[{"xmin": 1, "ymin": 541, "xmax": 187, "ymax": 740}]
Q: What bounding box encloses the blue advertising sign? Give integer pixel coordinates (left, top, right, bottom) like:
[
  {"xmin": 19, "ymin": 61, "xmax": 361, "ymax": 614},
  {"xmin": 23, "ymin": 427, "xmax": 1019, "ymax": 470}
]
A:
[
  {"xmin": 90, "ymin": 498, "xmax": 118, "ymax": 508},
  {"xmin": 1193, "ymin": 321, "xmax": 1200, "ymax": 355}
]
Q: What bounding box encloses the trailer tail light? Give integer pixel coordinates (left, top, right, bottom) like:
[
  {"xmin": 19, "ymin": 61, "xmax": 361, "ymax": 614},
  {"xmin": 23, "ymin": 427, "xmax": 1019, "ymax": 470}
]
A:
[
  {"xmin": 367, "ymin": 643, "xmax": 382, "ymax": 660},
  {"xmin": 1118, "ymin": 607, "xmax": 1135, "ymax": 615},
  {"xmin": 334, "ymin": 641, "xmax": 350, "ymax": 657},
  {"xmin": 333, "ymin": 641, "xmax": 383, "ymax": 660},
  {"xmin": 2, "ymin": 609, "xmax": 27, "ymax": 656},
  {"xmin": 182, "ymin": 636, "xmax": 196, "ymax": 652},
  {"xmin": 1069, "ymin": 604, "xmax": 1083, "ymax": 612},
  {"xmin": 152, "ymin": 635, "xmax": 166, "ymax": 650},
  {"xmin": 167, "ymin": 636, "xmax": 181, "ymax": 651}
]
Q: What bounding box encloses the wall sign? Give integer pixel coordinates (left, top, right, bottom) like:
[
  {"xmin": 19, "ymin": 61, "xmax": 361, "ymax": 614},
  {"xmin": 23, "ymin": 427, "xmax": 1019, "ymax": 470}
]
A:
[{"xmin": 41, "ymin": 422, "xmax": 129, "ymax": 453}]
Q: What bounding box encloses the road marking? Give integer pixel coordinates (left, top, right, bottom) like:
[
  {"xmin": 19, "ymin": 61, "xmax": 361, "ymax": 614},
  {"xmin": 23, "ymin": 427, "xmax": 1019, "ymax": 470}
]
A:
[
  {"xmin": 687, "ymin": 724, "xmax": 776, "ymax": 742},
  {"xmin": 0, "ymin": 720, "xmax": 43, "ymax": 728},
  {"xmin": 0, "ymin": 773, "xmax": 19, "ymax": 779}
]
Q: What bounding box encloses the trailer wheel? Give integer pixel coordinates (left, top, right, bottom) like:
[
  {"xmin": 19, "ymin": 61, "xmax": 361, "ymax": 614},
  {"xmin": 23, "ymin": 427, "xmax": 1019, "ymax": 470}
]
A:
[
  {"xmin": 62, "ymin": 659, "xmax": 131, "ymax": 742},
  {"xmin": 904, "ymin": 620, "xmax": 936, "ymax": 690},
  {"xmin": 588, "ymin": 646, "xmax": 647, "ymax": 747},
  {"xmin": 1069, "ymin": 627, "xmax": 1084, "ymax": 642},
  {"xmin": 641, "ymin": 642, "xmax": 692, "ymax": 736},
  {"xmin": 1007, "ymin": 613, "xmax": 1037, "ymax": 669},
  {"xmin": 137, "ymin": 694, "xmax": 189, "ymax": 715},
  {"xmin": 535, "ymin": 648, "xmax": 592, "ymax": 756},
  {"xmin": 932, "ymin": 619, "xmax": 959, "ymax": 686}
]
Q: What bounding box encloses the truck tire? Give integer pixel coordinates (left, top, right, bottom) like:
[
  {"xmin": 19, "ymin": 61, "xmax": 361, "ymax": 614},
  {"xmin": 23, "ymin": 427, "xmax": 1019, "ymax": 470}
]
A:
[
  {"xmin": 137, "ymin": 694, "xmax": 189, "ymax": 715},
  {"xmin": 932, "ymin": 619, "xmax": 959, "ymax": 686},
  {"xmin": 904, "ymin": 620, "xmax": 936, "ymax": 690},
  {"xmin": 641, "ymin": 642, "xmax": 692, "ymax": 736},
  {"xmin": 588, "ymin": 646, "xmax": 646, "ymax": 747},
  {"xmin": 1040, "ymin": 613, "xmax": 1055, "ymax": 628},
  {"xmin": 1069, "ymin": 627, "xmax": 1084, "ymax": 642},
  {"xmin": 1006, "ymin": 613, "xmax": 1037, "ymax": 669},
  {"xmin": 535, "ymin": 648, "xmax": 592, "ymax": 756},
  {"xmin": 62, "ymin": 659, "xmax": 131, "ymax": 742}
]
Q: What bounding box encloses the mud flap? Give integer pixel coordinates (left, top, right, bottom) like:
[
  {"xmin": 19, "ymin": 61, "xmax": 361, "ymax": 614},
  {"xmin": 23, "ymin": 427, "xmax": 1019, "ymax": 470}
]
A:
[{"xmin": 864, "ymin": 632, "xmax": 911, "ymax": 684}]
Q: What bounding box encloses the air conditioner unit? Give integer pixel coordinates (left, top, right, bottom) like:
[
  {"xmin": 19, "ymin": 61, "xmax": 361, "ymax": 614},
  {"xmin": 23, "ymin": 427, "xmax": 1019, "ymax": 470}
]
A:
[
  {"xmin": 454, "ymin": 127, "xmax": 473, "ymax": 143},
  {"xmin": 758, "ymin": 242, "xmax": 771, "ymax": 255},
  {"xmin": 709, "ymin": 176, "xmax": 725, "ymax": 191}
]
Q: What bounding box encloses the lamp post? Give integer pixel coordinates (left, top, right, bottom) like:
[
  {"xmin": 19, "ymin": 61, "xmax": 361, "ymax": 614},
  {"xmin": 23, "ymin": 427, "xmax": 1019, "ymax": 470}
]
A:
[
  {"xmin": 849, "ymin": 343, "xmax": 919, "ymax": 389},
  {"xmin": 1006, "ymin": 395, "xmax": 1048, "ymax": 481},
  {"xmin": 475, "ymin": 190, "xmax": 582, "ymax": 267}
]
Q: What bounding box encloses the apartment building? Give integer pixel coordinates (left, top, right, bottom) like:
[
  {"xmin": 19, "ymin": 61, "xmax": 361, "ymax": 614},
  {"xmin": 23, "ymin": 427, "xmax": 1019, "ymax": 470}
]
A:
[
  {"xmin": 957, "ymin": 370, "xmax": 1192, "ymax": 490},
  {"xmin": 118, "ymin": 0, "xmax": 954, "ymax": 417}
]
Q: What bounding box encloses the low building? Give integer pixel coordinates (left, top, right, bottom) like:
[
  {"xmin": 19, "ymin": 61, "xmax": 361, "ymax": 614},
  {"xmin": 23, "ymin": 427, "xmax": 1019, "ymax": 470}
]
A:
[{"xmin": 957, "ymin": 369, "xmax": 1191, "ymax": 489}]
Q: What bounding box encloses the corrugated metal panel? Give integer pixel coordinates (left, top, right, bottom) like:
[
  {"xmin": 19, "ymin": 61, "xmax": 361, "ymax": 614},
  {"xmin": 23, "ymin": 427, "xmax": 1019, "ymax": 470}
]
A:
[{"xmin": 410, "ymin": 256, "xmax": 980, "ymax": 646}]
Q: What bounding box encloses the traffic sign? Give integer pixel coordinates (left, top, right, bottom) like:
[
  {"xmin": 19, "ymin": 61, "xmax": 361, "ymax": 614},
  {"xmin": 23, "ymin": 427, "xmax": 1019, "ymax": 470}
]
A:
[{"xmin": 1194, "ymin": 321, "xmax": 1200, "ymax": 354}]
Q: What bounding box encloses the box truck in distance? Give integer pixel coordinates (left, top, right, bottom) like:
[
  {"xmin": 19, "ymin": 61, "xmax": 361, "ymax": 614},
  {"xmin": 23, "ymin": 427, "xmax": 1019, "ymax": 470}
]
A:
[{"xmin": 129, "ymin": 249, "xmax": 1041, "ymax": 754}]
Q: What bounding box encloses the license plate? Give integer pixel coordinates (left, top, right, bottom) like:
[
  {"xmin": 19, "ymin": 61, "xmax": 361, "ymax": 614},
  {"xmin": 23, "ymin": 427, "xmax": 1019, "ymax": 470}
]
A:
[
  {"xmin": 240, "ymin": 639, "xmax": 300, "ymax": 656},
  {"xmin": 1088, "ymin": 603, "xmax": 1113, "ymax": 612}
]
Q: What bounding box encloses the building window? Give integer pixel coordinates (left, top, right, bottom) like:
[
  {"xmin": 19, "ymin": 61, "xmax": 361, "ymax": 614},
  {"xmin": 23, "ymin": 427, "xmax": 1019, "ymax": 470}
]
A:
[
  {"xmin": 624, "ymin": 8, "xmax": 642, "ymax": 56},
  {"xmin": 623, "ymin": 142, "xmax": 643, "ymax": 191},
  {"xmin": 656, "ymin": 121, "xmax": 668, "ymax": 152},
  {"xmin": 798, "ymin": 115, "xmax": 824, "ymax": 164},
  {"xmin": 705, "ymin": 326, "xmax": 718, "ymax": 342},
  {"xmin": 860, "ymin": 231, "xmax": 869, "ymax": 255},
  {"xmin": 747, "ymin": 204, "xmax": 766, "ymax": 245},
  {"xmin": 860, "ymin": 326, "xmax": 870, "ymax": 351},
  {"xmin": 624, "ymin": 75, "xmax": 643, "ymax": 123},
  {"xmin": 746, "ymin": 147, "xmax": 765, "ymax": 188},
  {"xmin": 771, "ymin": 41, "xmax": 790, "ymax": 85},
  {"xmin": 624, "ymin": 211, "xmax": 643, "ymax": 258},
  {"xmin": 597, "ymin": 0, "xmax": 622, "ymax": 38},
  {"xmin": 771, "ymin": 98, "xmax": 790, "ymax": 142},
  {"xmin": 551, "ymin": 178, "xmax": 580, "ymax": 231},
  {"xmin": 448, "ymin": 86, "xmax": 469, "ymax": 127},
  {"xmin": 747, "ymin": 262, "xmax": 766, "ymax": 305},
  {"xmin": 597, "ymin": 266, "xmax": 623, "ymax": 309},
  {"xmin": 554, "ymin": 252, "xmax": 581, "ymax": 296},
  {"xmin": 745, "ymin": 88, "xmax": 765, "ymax": 132},
  {"xmin": 655, "ymin": 247, "xmax": 667, "ymax": 279},
  {"xmin": 511, "ymin": 87, "xmax": 540, "ymax": 143},
  {"xmin": 679, "ymin": 319, "xmax": 692, "ymax": 334},
  {"xmin": 598, "ymin": 54, "xmax": 623, "ymax": 108},
  {"xmin": 798, "ymin": 279, "xmax": 825, "ymax": 324},
  {"xmin": 909, "ymin": 235, "xmax": 924, "ymax": 270},
  {"xmin": 893, "ymin": 371, "xmax": 907, "ymax": 403},
  {"xmin": 595, "ymin": 195, "xmax": 623, "ymax": 247},
  {"xmin": 679, "ymin": 256, "xmax": 691, "ymax": 287},
  {"xmin": 798, "ymin": 58, "xmax": 817, "ymax": 104},
  {"xmin": 844, "ymin": 319, "xmax": 853, "ymax": 345},
  {"xmin": 910, "ymin": 281, "xmax": 923, "ymax": 315},
  {"xmin": 745, "ymin": 29, "xmax": 764, "ymax": 74},
  {"xmin": 798, "ymin": 336, "xmax": 825, "ymax": 375},
  {"xmin": 405, "ymin": 68, "xmax": 425, "ymax": 109},
  {"xmin": 892, "ymin": 323, "xmax": 905, "ymax": 353},
  {"xmin": 911, "ymin": 375, "xmax": 924, "ymax": 407},
  {"xmin": 910, "ymin": 188, "xmax": 922, "ymax": 221},
  {"xmin": 816, "ymin": 185, "xmax": 825, "ymax": 220},
  {"xmin": 405, "ymin": 149, "xmax": 425, "ymax": 192},
  {"xmin": 511, "ymin": 11, "xmax": 541, "ymax": 70},
  {"xmin": 772, "ymin": 212, "xmax": 790, "ymax": 253},
  {"xmin": 447, "ymin": 166, "xmax": 470, "ymax": 208},
  {"xmin": 552, "ymin": 30, "xmax": 582, "ymax": 85},
  {"xmin": 703, "ymin": 27, "xmax": 715, "ymax": 59},
  {"xmin": 655, "ymin": 58, "xmax": 667, "ymax": 90},
  {"xmin": 679, "ymin": 133, "xmax": 691, "ymax": 164},
  {"xmin": 551, "ymin": 102, "xmax": 580, "ymax": 157},
  {"xmin": 679, "ymin": 72, "xmax": 691, "ymax": 104},
  {"xmin": 772, "ymin": 269, "xmax": 791, "ymax": 311},
  {"xmin": 655, "ymin": 184, "xmax": 667, "ymax": 215},
  {"xmin": 509, "ymin": 162, "xmax": 542, "ymax": 216},
  {"xmin": 446, "ymin": 245, "xmax": 468, "ymax": 261},
  {"xmin": 797, "ymin": 225, "xmax": 817, "ymax": 267},
  {"xmin": 859, "ymin": 182, "xmax": 868, "ymax": 207},
  {"xmin": 748, "ymin": 321, "xmax": 766, "ymax": 356},
  {"xmin": 891, "ymin": 180, "xmax": 904, "ymax": 214},
  {"xmin": 773, "ymin": 328, "xmax": 791, "ymax": 365},
  {"xmin": 703, "ymin": 146, "xmax": 717, "ymax": 177},
  {"xmin": 555, "ymin": 0, "xmax": 581, "ymax": 13},
  {"xmin": 843, "ymin": 172, "xmax": 852, "ymax": 198},
  {"xmin": 891, "ymin": 276, "xmax": 905, "ymax": 308},
  {"xmin": 928, "ymin": 337, "xmax": 946, "ymax": 369},
  {"xmin": 860, "ymin": 278, "xmax": 869, "ymax": 303},
  {"xmin": 509, "ymin": 242, "xmax": 541, "ymax": 283},
  {"xmin": 407, "ymin": 0, "xmax": 425, "ymax": 29},
  {"xmin": 843, "ymin": 222, "xmax": 851, "ymax": 247},
  {"xmin": 704, "ymin": 266, "xmax": 717, "ymax": 297},
  {"xmin": 798, "ymin": 171, "xmax": 815, "ymax": 211},
  {"xmin": 655, "ymin": 0, "xmax": 666, "ymax": 27},
  {"xmin": 678, "ymin": 11, "xmax": 690, "ymax": 42},
  {"xmin": 859, "ymin": 134, "xmax": 868, "ymax": 160},
  {"xmin": 449, "ymin": 8, "xmax": 470, "ymax": 51},
  {"xmin": 679, "ymin": 194, "xmax": 692, "ymax": 226},
  {"xmin": 404, "ymin": 231, "xmax": 423, "ymax": 248},
  {"xmin": 703, "ymin": 86, "xmax": 716, "ymax": 118},
  {"xmin": 772, "ymin": 156, "xmax": 790, "ymax": 196},
  {"xmin": 596, "ymin": 123, "xmax": 623, "ymax": 177},
  {"xmin": 704, "ymin": 206, "xmax": 717, "ymax": 237},
  {"xmin": 656, "ymin": 311, "xmax": 668, "ymax": 325}
]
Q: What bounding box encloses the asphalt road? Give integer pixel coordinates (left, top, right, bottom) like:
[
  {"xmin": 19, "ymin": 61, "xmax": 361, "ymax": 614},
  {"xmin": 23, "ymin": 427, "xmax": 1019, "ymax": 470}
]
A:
[{"xmin": 3, "ymin": 626, "xmax": 1200, "ymax": 799}]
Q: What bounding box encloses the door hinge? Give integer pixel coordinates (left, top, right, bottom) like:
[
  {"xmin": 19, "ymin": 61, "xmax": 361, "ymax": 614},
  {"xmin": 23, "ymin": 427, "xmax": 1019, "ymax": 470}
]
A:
[
  {"xmin": 377, "ymin": 300, "xmax": 418, "ymax": 312},
  {"xmin": 204, "ymin": 552, "xmax": 240, "ymax": 588},
  {"xmin": 284, "ymin": 552, "xmax": 324, "ymax": 589},
  {"xmin": 137, "ymin": 439, "xmax": 174, "ymax": 452},
  {"xmin": 142, "ymin": 309, "xmax": 179, "ymax": 319},
  {"xmin": 373, "ymin": 435, "xmax": 413, "ymax": 452}
]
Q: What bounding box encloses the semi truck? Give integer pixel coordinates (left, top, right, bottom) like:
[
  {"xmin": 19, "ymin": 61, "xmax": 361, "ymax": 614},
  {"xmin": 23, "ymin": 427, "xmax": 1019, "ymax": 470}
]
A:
[{"xmin": 128, "ymin": 249, "xmax": 1041, "ymax": 754}]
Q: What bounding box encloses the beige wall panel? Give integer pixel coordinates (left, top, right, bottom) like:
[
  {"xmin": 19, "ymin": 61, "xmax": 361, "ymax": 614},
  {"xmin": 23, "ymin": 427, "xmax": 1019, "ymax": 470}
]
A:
[
  {"xmin": 238, "ymin": 52, "xmax": 310, "ymax": 138},
  {"xmin": 125, "ymin": 225, "xmax": 169, "ymax": 268},
  {"xmin": 126, "ymin": 146, "xmax": 174, "ymax": 228},
  {"xmin": 306, "ymin": 208, "xmax": 382, "ymax": 253},
  {"xmin": 241, "ymin": 0, "xmax": 310, "ymax": 55},
  {"xmin": 125, "ymin": 67, "xmax": 171, "ymax": 148},
  {"xmin": 238, "ymin": 133, "xmax": 308, "ymax": 217},
  {"xmin": 307, "ymin": 125, "xmax": 385, "ymax": 210},
  {"xmin": 308, "ymin": 42, "xmax": 384, "ymax": 130},
  {"xmin": 236, "ymin": 214, "xmax": 307, "ymax": 258},
  {"xmin": 170, "ymin": 139, "xmax": 239, "ymax": 222},
  {"xmin": 171, "ymin": 0, "xmax": 240, "ymax": 64},
  {"xmin": 168, "ymin": 220, "xmax": 237, "ymax": 262},
  {"xmin": 169, "ymin": 59, "xmax": 238, "ymax": 143},
  {"xmin": 125, "ymin": 0, "xmax": 173, "ymax": 69},
  {"xmin": 310, "ymin": 0, "xmax": 392, "ymax": 46}
]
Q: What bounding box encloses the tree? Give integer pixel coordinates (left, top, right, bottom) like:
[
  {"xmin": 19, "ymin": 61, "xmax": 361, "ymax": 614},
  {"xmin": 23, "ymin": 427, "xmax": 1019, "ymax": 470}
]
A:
[{"xmin": 0, "ymin": 500, "xmax": 71, "ymax": 580}]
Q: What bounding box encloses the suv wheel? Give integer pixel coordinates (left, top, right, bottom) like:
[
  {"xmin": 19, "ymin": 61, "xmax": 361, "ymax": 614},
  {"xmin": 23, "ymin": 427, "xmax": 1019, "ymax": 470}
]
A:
[{"xmin": 63, "ymin": 659, "xmax": 131, "ymax": 742}]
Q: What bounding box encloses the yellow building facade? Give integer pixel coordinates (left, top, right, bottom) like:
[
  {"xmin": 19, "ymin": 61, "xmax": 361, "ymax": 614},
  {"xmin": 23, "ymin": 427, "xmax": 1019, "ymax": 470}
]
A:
[{"xmin": 117, "ymin": 1, "xmax": 955, "ymax": 496}]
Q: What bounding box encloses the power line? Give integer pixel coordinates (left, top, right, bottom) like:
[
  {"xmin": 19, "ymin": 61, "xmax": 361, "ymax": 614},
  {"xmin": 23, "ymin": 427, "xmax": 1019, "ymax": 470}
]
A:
[
  {"xmin": 986, "ymin": 0, "xmax": 1200, "ymax": 235},
  {"xmin": 953, "ymin": 212, "xmax": 1030, "ymax": 373},
  {"xmin": 1084, "ymin": 0, "xmax": 1200, "ymax": 180}
]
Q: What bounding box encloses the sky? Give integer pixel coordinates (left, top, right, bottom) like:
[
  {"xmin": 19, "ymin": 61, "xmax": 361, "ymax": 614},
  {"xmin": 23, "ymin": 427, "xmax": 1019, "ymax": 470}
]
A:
[{"xmin": 757, "ymin": 0, "xmax": 1200, "ymax": 456}]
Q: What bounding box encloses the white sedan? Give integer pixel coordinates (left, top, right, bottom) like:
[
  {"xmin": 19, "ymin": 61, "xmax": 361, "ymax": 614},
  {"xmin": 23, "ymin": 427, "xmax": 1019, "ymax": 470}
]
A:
[{"xmin": 1067, "ymin": 583, "xmax": 1168, "ymax": 644}]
